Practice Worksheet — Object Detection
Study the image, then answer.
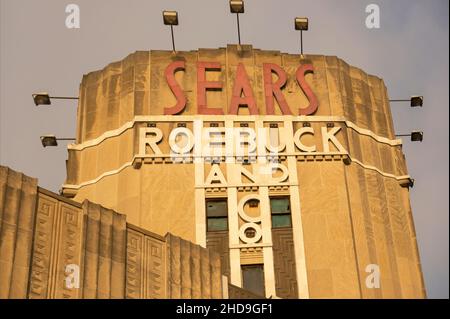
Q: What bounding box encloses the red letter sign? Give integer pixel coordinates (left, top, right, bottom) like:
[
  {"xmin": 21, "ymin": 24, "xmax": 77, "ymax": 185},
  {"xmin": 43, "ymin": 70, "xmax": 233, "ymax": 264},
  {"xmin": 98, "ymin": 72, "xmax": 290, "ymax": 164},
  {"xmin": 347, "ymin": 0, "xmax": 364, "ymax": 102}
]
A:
[
  {"xmin": 263, "ymin": 63, "xmax": 292, "ymax": 115},
  {"xmin": 197, "ymin": 62, "xmax": 224, "ymax": 115},
  {"xmin": 229, "ymin": 63, "xmax": 258, "ymax": 115},
  {"xmin": 296, "ymin": 64, "xmax": 319, "ymax": 115},
  {"xmin": 164, "ymin": 60, "xmax": 187, "ymax": 115}
]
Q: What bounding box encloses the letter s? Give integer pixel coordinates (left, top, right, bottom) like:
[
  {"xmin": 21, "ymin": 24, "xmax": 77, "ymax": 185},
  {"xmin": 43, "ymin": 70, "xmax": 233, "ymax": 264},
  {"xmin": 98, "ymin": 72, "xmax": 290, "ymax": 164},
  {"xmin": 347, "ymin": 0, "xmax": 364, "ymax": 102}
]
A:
[
  {"xmin": 296, "ymin": 64, "xmax": 319, "ymax": 115},
  {"xmin": 164, "ymin": 60, "xmax": 187, "ymax": 115}
]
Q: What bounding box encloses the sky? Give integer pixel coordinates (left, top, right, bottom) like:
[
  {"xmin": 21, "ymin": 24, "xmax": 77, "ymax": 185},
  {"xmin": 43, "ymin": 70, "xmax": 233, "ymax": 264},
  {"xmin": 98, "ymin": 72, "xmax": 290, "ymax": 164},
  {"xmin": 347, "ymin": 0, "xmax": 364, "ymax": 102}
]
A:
[{"xmin": 0, "ymin": 0, "xmax": 448, "ymax": 298}]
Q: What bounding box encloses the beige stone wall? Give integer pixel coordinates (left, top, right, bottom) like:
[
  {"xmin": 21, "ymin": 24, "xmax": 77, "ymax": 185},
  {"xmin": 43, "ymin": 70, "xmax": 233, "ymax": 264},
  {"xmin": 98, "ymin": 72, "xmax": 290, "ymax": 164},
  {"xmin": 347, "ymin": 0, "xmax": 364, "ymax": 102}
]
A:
[
  {"xmin": 0, "ymin": 166, "xmax": 37, "ymax": 298},
  {"xmin": 63, "ymin": 117, "xmax": 408, "ymax": 244},
  {"xmin": 295, "ymin": 117, "xmax": 424, "ymax": 298},
  {"xmin": 72, "ymin": 161, "xmax": 196, "ymax": 242},
  {"xmin": 297, "ymin": 157, "xmax": 425, "ymax": 298},
  {"xmin": 58, "ymin": 46, "xmax": 426, "ymax": 298},
  {"xmin": 0, "ymin": 166, "xmax": 227, "ymax": 299},
  {"xmin": 74, "ymin": 45, "xmax": 395, "ymax": 143}
]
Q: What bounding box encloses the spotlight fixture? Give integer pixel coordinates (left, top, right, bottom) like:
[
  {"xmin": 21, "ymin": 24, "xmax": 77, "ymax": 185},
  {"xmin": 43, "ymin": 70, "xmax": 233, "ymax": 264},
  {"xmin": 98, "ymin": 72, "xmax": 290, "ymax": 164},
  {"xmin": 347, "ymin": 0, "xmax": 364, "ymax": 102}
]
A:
[
  {"xmin": 229, "ymin": 0, "xmax": 244, "ymax": 45},
  {"xmin": 410, "ymin": 96, "xmax": 423, "ymax": 107},
  {"xmin": 32, "ymin": 92, "xmax": 78, "ymax": 106},
  {"xmin": 230, "ymin": 0, "xmax": 244, "ymax": 13},
  {"xmin": 40, "ymin": 135, "xmax": 76, "ymax": 147},
  {"xmin": 295, "ymin": 17, "xmax": 308, "ymax": 31},
  {"xmin": 396, "ymin": 131, "xmax": 424, "ymax": 142},
  {"xmin": 295, "ymin": 17, "xmax": 309, "ymax": 56},
  {"xmin": 40, "ymin": 135, "xmax": 57, "ymax": 147},
  {"xmin": 410, "ymin": 131, "xmax": 424, "ymax": 142},
  {"xmin": 163, "ymin": 10, "xmax": 179, "ymax": 52},
  {"xmin": 389, "ymin": 95, "xmax": 424, "ymax": 107}
]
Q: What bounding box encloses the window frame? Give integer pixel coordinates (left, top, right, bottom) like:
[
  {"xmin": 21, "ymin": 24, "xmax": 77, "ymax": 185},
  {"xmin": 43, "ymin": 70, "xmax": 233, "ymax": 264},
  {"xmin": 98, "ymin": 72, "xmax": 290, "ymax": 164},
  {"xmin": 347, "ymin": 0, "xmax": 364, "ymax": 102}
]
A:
[
  {"xmin": 241, "ymin": 264, "xmax": 265, "ymax": 297},
  {"xmin": 206, "ymin": 198, "xmax": 229, "ymax": 232},
  {"xmin": 269, "ymin": 196, "xmax": 292, "ymax": 229}
]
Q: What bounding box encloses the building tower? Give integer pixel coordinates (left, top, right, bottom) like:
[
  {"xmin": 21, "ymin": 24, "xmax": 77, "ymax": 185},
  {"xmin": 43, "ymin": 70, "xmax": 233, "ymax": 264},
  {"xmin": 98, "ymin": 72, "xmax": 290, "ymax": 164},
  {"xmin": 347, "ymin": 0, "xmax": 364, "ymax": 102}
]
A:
[{"xmin": 59, "ymin": 45, "xmax": 426, "ymax": 298}]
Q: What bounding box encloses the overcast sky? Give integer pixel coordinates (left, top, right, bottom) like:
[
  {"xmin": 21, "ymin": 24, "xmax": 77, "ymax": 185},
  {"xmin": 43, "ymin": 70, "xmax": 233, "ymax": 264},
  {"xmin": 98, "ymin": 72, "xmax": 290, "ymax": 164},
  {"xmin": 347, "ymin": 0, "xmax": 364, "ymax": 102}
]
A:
[{"xmin": 0, "ymin": 0, "xmax": 448, "ymax": 298}]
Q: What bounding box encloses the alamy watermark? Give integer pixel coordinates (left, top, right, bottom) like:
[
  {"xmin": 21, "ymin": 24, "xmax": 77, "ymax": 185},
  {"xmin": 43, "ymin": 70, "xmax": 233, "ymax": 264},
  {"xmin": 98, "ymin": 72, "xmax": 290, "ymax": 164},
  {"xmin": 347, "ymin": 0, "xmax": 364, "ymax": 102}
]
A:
[
  {"xmin": 65, "ymin": 263, "xmax": 80, "ymax": 289},
  {"xmin": 65, "ymin": 4, "xmax": 80, "ymax": 29},
  {"xmin": 365, "ymin": 4, "xmax": 380, "ymax": 29},
  {"xmin": 365, "ymin": 264, "xmax": 381, "ymax": 288}
]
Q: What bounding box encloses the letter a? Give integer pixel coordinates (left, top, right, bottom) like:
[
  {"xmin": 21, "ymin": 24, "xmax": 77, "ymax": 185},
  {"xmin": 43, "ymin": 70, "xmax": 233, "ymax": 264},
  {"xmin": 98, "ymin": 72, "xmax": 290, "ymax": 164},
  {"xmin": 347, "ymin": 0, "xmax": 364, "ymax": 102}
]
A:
[
  {"xmin": 205, "ymin": 164, "xmax": 227, "ymax": 185},
  {"xmin": 229, "ymin": 63, "xmax": 259, "ymax": 115},
  {"xmin": 365, "ymin": 264, "xmax": 380, "ymax": 288},
  {"xmin": 365, "ymin": 4, "xmax": 380, "ymax": 29},
  {"xmin": 65, "ymin": 4, "xmax": 80, "ymax": 29}
]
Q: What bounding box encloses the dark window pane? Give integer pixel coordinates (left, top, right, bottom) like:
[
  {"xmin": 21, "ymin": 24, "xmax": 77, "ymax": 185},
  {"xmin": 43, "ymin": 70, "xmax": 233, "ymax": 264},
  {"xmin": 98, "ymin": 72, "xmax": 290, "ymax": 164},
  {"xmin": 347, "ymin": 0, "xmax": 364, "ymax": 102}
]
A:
[
  {"xmin": 270, "ymin": 198, "xmax": 290, "ymax": 215},
  {"xmin": 207, "ymin": 217, "xmax": 228, "ymax": 231},
  {"xmin": 244, "ymin": 227, "xmax": 256, "ymax": 238},
  {"xmin": 242, "ymin": 265, "xmax": 265, "ymax": 297},
  {"xmin": 206, "ymin": 200, "xmax": 228, "ymax": 217},
  {"xmin": 272, "ymin": 214, "xmax": 292, "ymax": 228}
]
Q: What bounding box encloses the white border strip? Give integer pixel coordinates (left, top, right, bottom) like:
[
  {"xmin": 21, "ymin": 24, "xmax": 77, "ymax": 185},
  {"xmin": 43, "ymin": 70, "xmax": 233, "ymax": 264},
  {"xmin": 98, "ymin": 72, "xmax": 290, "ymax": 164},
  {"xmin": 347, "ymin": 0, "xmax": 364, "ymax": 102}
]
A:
[
  {"xmin": 349, "ymin": 156, "xmax": 410, "ymax": 181},
  {"xmin": 345, "ymin": 121, "xmax": 401, "ymax": 146},
  {"xmin": 67, "ymin": 115, "xmax": 402, "ymax": 151},
  {"xmin": 62, "ymin": 154, "xmax": 411, "ymax": 190},
  {"xmin": 64, "ymin": 159, "xmax": 135, "ymax": 190}
]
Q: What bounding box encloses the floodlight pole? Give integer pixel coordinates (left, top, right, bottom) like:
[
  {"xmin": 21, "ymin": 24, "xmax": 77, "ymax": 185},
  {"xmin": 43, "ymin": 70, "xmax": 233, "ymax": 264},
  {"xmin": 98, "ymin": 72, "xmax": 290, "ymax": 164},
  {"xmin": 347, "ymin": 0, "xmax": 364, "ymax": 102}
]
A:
[
  {"xmin": 50, "ymin": 97, "xmax": 78, "ymax": 100},
  {"xmin": 236, "ymin": 13, "xmax": 241, "ymax": 45},
  {"xmin": 170, "ymin": 25, "xmax": 176, "ymax": 52},
  {"xmin": 300, "ymin": 30, "xmax": 303, "ymax": 56}
]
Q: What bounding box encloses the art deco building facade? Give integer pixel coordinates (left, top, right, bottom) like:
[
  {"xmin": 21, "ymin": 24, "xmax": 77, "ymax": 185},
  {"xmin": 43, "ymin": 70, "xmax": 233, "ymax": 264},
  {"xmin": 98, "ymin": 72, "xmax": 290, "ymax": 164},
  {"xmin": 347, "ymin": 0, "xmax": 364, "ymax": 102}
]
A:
[{"xmin": 0, "ymin": 45, "xmax": 426, "ymax": 298}]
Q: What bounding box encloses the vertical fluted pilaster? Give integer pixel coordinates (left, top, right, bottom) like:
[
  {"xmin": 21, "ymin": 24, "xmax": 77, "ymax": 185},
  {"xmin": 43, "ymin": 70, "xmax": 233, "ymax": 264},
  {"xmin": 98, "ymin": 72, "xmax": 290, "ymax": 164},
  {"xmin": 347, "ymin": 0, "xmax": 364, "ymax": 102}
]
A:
[{"xmin": 0, "ymin": 166, "xmax": 38, "ymax": 298}]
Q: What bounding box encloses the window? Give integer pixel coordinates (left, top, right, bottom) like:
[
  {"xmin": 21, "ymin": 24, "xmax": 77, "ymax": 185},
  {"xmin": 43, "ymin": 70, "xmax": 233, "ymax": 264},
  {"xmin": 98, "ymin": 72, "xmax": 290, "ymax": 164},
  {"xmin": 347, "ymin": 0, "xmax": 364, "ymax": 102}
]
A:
[
  {"xmin": 270, "ymin": 197, "xmax": 292, "ymax": 228},
  {"xmin": 206, "ymin": 199, "xmax": 228, "ymax": 231},
  {"xmin": 242, "ymin": 264, "xmax": 265, "ymax": 296}
]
